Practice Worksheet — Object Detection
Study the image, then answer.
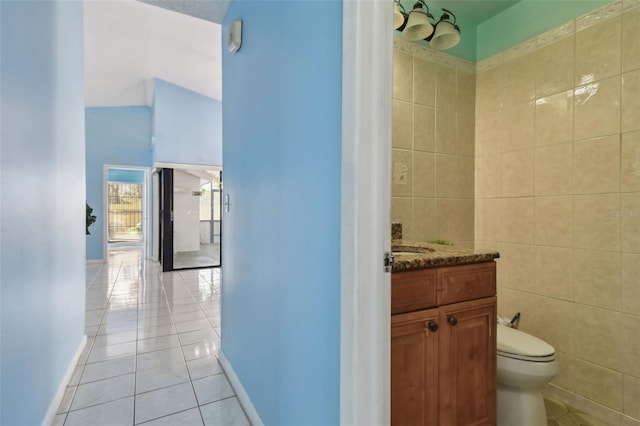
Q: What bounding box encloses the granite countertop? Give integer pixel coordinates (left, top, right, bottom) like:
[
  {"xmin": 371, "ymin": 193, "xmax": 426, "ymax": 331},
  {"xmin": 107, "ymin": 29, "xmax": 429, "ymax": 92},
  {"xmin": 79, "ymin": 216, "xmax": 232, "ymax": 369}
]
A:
[{"xmin": 392, "ymin": 239, "xmax": 500, "ymax": 272}]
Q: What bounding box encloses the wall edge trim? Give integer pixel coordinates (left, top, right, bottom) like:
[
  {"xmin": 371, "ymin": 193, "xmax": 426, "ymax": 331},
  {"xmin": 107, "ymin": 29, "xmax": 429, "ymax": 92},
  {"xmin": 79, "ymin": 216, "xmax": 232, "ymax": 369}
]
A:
[
  {"xmin": 218, "ymin": 351, "xmax": 264, "ymax": 426},
  {"xmin": 41, "ymin": 334, "xmax": 87, "ymax": 426}
]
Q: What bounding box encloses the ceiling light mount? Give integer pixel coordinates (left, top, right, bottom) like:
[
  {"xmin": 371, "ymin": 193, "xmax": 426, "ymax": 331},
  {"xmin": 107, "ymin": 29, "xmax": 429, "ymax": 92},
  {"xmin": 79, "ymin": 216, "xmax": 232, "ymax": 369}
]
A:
[{"xmin": 393, "ymin": 0, "xmax": 461, "ymax": 50}]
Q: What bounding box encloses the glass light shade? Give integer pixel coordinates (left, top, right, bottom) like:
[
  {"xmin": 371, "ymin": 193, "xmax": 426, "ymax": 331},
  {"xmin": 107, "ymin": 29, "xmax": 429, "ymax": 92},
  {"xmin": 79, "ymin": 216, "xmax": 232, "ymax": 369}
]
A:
[
  {"xmin": 429, "ymin": 20, "xmax": 460, "ymax": 50},
  {"xmin": 394, "ymin": 3, "xmax": 405, "ymax": 30},
  {"xmin": 402, "ymin": 10, "xmax": 433, "ymax": 41}
]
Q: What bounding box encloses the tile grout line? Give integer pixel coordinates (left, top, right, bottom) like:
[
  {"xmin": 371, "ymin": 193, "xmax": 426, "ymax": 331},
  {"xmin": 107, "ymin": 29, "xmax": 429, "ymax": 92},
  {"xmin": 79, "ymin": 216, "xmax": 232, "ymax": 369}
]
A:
[
  {"xmin": 165, "ymin": 271, "xmax": 208, "ymax": 426},
  {"xmin": 181, "ymin": 269, "xmax": 253, "ymax": 426},
  {"xmin": 64, "ymin": 255, "xmax": 124, "ymax": 424}
]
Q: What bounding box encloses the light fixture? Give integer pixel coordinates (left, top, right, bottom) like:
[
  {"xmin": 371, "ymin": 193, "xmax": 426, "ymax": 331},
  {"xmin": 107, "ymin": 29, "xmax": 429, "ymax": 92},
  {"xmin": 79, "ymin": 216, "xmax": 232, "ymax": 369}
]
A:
[
  {"xmin": 402, "ymin": 1, "xmax": 434, "ymax": 41},
  {"xmin": 430, "ymin": 9, "xmax": 460, "ymax": 50},
  {"xmin": 393, "ymin": 1, "xmax": 406, "ymax": 30},
  {"xmin": 393, "ymin": 0, "xmax": 461, "ymax": 50}
]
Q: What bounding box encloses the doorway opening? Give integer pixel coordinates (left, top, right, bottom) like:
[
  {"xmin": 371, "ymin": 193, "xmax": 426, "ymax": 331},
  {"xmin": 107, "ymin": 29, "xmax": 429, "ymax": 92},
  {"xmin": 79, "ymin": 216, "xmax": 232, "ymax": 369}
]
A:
[
  {"xmin": 104, "ymin": 166, "xmax": 150, "ymax": 255},
  {"xmin": 107, "ymin": 182, "xmax": 143, "ymax": 243},
  {"xmin": 159, "ymin": 166, "xmax": 222, "ymax": 271}
]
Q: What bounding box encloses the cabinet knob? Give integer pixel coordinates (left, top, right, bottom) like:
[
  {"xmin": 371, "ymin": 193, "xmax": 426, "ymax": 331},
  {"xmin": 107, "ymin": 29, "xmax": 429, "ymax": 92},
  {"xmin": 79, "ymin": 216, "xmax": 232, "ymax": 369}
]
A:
[
  {"xmin": 427, "ymin": 321, "xmax": 439, "ymax": 332},
  {"xmin": 447, "ymin": 316, "xmax": 458, "ymax": 326}
]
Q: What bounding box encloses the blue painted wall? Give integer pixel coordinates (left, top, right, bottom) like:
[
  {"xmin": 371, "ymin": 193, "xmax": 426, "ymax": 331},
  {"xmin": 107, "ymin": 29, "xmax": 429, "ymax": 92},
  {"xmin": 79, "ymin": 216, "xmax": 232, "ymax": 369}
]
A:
[
  {"xmin": 108, "ymin": 168, "xmax": 146, "ymax": 184},
  {"xmin": 221, "ymin": 1, "xmax": 342, "ymax": 424},
  {"xmin": 0, "ymin": 1, "xmax": 86, "ymax": 423},
  {"xmin": 153, "ymin": 78, "xmax": 222, "ymax": 166},
  {"xmin": 85, "ymin": 107, "xmax": 153, "ymax": 260}
]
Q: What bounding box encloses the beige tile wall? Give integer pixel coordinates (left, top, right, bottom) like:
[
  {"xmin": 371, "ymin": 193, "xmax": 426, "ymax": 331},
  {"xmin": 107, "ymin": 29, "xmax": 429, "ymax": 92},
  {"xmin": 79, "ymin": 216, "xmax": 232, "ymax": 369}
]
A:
[
  {"xmin": 392, "ymin": 41, "xmax": 475, "ymax": 247},
  {"xmin": 475, "ymin": 3, "xmax": 640, "ymax": 425}
]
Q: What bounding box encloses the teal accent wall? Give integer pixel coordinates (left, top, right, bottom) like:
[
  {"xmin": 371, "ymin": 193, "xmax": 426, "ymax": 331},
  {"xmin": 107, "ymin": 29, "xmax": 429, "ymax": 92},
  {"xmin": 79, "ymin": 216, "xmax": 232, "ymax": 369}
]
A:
[
  {"xmin": 477, "ymin": 0, "xmax": 612, "ymax": 60},
  {"xmin": 396, "ymin": 0, "xmax": 614, "ymax": 62},
  {"xmin": 1, "ymin": 1, "xmax": 86, "ymax": 423}
]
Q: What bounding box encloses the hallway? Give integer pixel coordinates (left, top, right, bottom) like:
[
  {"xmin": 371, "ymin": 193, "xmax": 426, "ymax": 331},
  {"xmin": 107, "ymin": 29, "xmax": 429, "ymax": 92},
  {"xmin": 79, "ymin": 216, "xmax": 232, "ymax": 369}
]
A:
[{"xmin": 54, "ymin": 247, "xmax": 249, "ymax": 425}]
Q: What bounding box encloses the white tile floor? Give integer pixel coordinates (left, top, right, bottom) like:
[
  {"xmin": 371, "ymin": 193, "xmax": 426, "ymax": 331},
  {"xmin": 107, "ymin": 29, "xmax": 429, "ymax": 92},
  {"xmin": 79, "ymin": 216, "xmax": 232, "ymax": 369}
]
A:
[{"xmin": 54, "ymin": 247, "xmax": 250, "ymax": 425}]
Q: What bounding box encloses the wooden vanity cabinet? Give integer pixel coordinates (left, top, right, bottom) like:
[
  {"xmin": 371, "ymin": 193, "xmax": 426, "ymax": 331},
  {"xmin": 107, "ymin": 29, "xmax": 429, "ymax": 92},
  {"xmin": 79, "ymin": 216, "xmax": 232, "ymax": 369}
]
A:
[
  {"xmin": 391, "ymin": 262, "xmax": 497, "ymax": 426},
  {"xmin": 437, "ymin": 297, "xmax": 496, "ymax": 426},
  {"xmin": 391, "ymin": 308, "xmax": 439, "ymax": 426}
]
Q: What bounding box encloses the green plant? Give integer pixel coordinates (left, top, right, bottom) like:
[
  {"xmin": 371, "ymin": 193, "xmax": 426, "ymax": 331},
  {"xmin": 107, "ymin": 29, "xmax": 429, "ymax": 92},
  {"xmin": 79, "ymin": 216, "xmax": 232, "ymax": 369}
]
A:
[
  {"xmin": 86, "ymin": 203, "xmax": 97, "ymax": 235},
  {"xmin": 428, "ymin": 239, "xmax": 453, "ymax": 246}
]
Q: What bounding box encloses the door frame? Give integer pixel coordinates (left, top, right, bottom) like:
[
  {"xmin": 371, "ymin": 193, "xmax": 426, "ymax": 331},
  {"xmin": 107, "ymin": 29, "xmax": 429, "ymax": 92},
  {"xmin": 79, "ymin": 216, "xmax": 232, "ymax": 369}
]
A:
[
  {"xmin": 103, "ymin": 165, "xmax": 152, "ymax": 258},
  {"xmin": 155, "ymin": 164, "xmax": 223, "ymax": 271},
  {"xmin": 159, "ymin": 167, "xmax": 174, "ymax": 272},
  {"xmin": 340, "ymin": 1, "xmax": 392, "ymax": 425}
]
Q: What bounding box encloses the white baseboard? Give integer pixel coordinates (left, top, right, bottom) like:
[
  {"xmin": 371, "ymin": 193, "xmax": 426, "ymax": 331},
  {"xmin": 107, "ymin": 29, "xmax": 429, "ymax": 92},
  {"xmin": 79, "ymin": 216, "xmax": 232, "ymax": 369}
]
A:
[
  {"xmin": 219, "ymin": 351, "xmax": 264, "ymax": 426},
  {"xmin": 42, "ymin": 335, "xmax": 87, "ymax": 426},
  {"xmin": 85, "ymin": 259, "xmax": 104, "ymax": 265}
]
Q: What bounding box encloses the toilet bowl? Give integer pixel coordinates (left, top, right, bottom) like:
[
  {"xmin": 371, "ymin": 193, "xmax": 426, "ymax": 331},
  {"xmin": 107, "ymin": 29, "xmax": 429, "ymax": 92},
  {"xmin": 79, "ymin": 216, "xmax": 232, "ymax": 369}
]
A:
[{"xmin": 497, "ymin": 325, "xmax": 558, "ymax": 426}]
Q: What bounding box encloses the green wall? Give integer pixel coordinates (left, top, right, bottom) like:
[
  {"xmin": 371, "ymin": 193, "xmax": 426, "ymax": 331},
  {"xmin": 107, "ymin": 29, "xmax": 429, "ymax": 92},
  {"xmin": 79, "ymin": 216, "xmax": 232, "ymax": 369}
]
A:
[
  {"xmin": 477, "ymin": 0, "xmax": 612, "ymax": 60},
  {"xmin": 397, "ymin": 0, "xmax": 613, "ymax": 62}
]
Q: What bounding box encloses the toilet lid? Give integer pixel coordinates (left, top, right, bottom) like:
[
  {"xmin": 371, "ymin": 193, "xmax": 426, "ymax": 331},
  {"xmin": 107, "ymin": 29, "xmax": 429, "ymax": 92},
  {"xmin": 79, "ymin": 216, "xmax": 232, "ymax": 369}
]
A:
[{"xmin": 497, "ymin": 325, "xmax": 555, "ymax": 357}]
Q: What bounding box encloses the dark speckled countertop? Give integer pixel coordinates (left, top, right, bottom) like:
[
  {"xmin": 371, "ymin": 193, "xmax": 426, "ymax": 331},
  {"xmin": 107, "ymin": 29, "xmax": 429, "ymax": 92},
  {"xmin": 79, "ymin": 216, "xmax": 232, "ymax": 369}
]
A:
[{"xmin": 392, "ymin": 240, "xmax": 500, "ymax": 272}]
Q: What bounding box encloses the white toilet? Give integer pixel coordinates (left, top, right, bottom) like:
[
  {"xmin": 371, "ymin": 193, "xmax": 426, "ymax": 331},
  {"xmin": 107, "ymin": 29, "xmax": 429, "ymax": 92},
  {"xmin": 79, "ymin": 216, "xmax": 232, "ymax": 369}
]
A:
[{"xmin": 497, "ymin": 324, "xmax": 558, "ymax": 426}]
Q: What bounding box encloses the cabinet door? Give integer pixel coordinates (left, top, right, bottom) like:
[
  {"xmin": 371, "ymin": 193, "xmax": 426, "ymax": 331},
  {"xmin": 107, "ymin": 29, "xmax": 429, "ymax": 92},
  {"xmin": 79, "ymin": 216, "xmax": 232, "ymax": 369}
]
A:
[
  {"xmin": 391, "ymin": 309, "xmax": 440, "ymax": 426},
  {"xmin": 438, "ymin": 297, "xmax": 496, "ymax": 426}
]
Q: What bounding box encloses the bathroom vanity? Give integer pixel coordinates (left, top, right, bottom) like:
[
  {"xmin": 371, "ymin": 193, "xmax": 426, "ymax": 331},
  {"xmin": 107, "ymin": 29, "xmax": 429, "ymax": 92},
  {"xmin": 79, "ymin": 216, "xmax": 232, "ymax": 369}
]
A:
[{"xmin": 391, "ymin": 241, "xmax": 500, "ymax": 426}]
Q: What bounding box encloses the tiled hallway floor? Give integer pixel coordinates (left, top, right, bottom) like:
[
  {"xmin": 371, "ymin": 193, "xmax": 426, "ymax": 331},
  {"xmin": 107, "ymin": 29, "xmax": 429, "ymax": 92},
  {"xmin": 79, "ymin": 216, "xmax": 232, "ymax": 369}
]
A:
[{"xmin": 54, "ymin": 247, "xmax": 250, "ymax": 425}]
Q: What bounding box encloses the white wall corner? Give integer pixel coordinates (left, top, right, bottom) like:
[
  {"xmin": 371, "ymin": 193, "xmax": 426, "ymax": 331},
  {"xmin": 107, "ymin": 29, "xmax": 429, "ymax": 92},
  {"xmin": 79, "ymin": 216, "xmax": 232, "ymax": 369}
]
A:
[
  {"xmin": 41, "ymin": 335, "xmax": 87, "ymax": 426},
  {"xmin": 218, "ymin": 351, "xmax": 264, "ymax": 426},
  {"xmin": 340, "ymin": 0, "xmax": 393, "ymax": 425}
]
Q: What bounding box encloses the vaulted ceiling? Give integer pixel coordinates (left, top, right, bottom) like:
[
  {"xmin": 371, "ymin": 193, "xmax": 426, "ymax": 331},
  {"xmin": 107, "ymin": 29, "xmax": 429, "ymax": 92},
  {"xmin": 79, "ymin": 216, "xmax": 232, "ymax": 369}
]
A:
[
  {"xmin": 84, "ymin": 0, "xmax": 222, "ymax": 107},
  {"xmin": 84, "ymin": 0, "xmax": 523, "ymax": 107}
]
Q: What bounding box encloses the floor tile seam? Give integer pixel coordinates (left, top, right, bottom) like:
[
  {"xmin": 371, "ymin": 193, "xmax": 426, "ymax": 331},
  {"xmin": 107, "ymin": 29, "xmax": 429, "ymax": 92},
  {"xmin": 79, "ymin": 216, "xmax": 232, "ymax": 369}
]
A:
[
  {"xmin": 68, "ymin": 391, "xmax": 135, "ymax": 414},
  {"xmin": 197, "ymin": 394, "xmax": 238, "ymax": 409},
  {"xmin": 57, "ymin": 386, "xmax": 78, "ymax": 415},
  {"xmin": 84, "ymin": 263, "xmax": 106, "ymax": 291},
  {"xmin": 137, "ymin": 310, "xmax": 173, "ymax": 318},
  {"xmin": 56, "ymin": 411, "xmax": 69, "ymax": 425},
  {"xmin": 188, "ymin": 370, "xmax": 226, "ymax": 381},
  {"xmin": 73, "ymin": 370, "xmax": 136, "ymax": 389},
  {"xmin": 137, "ymin": 310, "xmax": 173, "ymax": 320},
  {"xmin": 132, "ymin": 407, "xmax": 198, "ymax": 426},
  {"xmin": 172, "ymin": 316, "xmax": 210, "ymax": 326},
  {"xmin": 133, "ymin": 375, "xmax": 192, "ymax": 396},
  {"xmin": 160, "ymin": 273, "xmax": 208, "ymax": 426},
  {"xmin": 84, "ymin": 258, "xmax": 129, "ymax": 384},
  {"xmin": 135, "ymin": 352, "xmax": 190, "ymax": 374},
  {"xmin": 70, "ymin": 313, "xmax": 102, "ymax": 416},
  {"xmin": 136, "ymin": 347, "xmax": 181, "ymax": 357},
  {"xmin": 95, "ymin": 326, "xmax": 138, "ymax": 336},
  {"xmin": 93, "ymin": 333, "xmax": 138, "ymax": 347},
  {"xmin": 139, "ymin": 278, "xmax": 191, "ymax": 377},
  {"xmin": 132, "ymin": 270, "xmax": 144, "ymax": 426},
  {"xmin": 78, "ymin": 369, "xmax": 136, "ymax": 386},
  {"xmin": 99, "ymin": 318, "xmax": 139, "ymax": 328},
  {"xmin": 137, "ymin": 330, "xmax": 178, "ymax": 341},
  {"xmin": 198, "ymin": 395, "xmax": 253, "ymax": 426},
  {"xmin": 85, "ymin": 352, "xmax": 136, "ymax": 365},
  {"xmin": 134, "ymin": 397, "xmax": 200, "ymax": 426},
  {"xmin": 191, "ymin": 383, "xmax": 235, "ymax": 408}
]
